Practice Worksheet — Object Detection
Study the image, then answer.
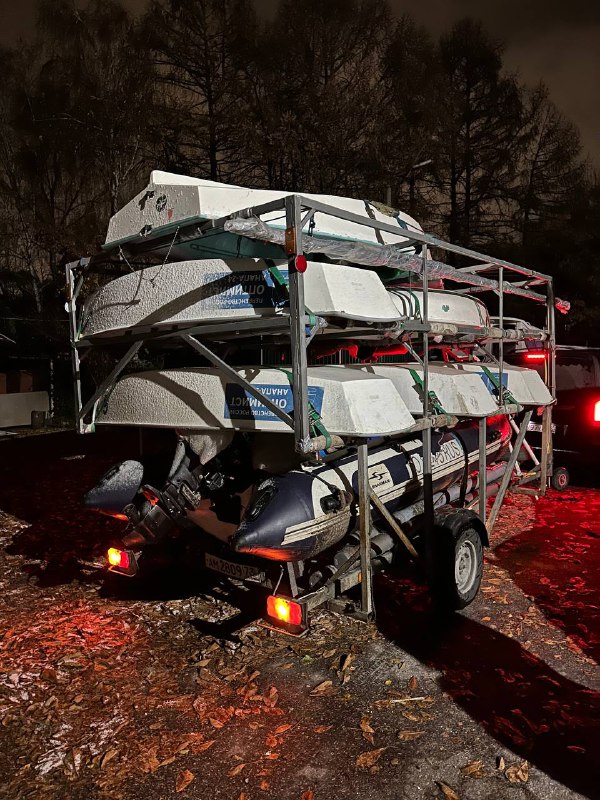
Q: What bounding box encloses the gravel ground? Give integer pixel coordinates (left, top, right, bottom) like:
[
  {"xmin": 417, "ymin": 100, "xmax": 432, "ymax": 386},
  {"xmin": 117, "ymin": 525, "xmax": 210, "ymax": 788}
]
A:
[{"xmin": 0, "ymin": 431, "xmax": 598, "ymax": 800}]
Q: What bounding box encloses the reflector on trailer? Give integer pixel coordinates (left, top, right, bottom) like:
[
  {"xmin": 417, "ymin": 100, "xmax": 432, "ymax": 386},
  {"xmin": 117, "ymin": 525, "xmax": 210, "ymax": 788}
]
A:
[
  {"xmin": 267, "ymin": 595, "xmax": 303, "ymax": 627},
  {"xmin": 295, "ymin": 254, "xmax": 308, "ymax": 273}
]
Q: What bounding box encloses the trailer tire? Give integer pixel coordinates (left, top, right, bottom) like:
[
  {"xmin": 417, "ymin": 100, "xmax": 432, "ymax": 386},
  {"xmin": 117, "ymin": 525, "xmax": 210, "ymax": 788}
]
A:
[
  {"xmin": 430, "ymin": 512, "xmax": 485, "ymax": 610},
  {"xmin": 550, "ymin": 466, "xmax": 570, "ymax": 491}
]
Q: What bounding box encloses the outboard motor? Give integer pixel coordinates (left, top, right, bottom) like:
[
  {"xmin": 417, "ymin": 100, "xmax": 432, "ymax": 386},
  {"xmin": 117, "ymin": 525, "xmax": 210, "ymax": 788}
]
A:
[{"xmin": 84, "ymin": 433, "xmax": 255, "ymax": 554}]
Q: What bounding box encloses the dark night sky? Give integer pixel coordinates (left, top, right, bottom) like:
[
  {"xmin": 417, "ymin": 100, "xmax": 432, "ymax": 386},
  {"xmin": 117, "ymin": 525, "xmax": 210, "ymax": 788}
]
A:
[{"xmin": 1, "ymin": 0, "xmax": 598, "ymax": 165}]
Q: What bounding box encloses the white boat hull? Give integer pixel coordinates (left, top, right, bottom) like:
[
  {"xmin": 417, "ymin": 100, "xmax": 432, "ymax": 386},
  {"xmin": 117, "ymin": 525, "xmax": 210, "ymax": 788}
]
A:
[
  {"xmin": 81, "ymin": 259, "xmax": 401, "ymax": 339},
  {"xmin": 445, "ymin": 363, "xmax": 553, "ymax": 406},
  {"xmin": 96, "ymin": 366, "xmax": 417, "ymax": 436},
  {"xmin": 105, "ymin": 171, "xmax": 424, "ymax": 254},
  {"xmin": 388, "ymin": 289, "xmax": 490, "ymax": 332},
  {"xmin": 350, "ymin": 364, "xmax": 500, "ymax": 417},
  {"xmin": 81, "ymin": 259, "xmax": 497, "ymax": 342}
]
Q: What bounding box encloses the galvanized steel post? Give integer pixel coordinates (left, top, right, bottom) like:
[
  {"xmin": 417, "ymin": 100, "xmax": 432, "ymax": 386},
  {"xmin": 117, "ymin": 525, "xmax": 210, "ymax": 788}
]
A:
[
  {"xmin": 357, "ymin": 441, "xmax": 374, "ymax": 618},
  {"xmin": 286, "ymin": 195, "xmax": 310, "ymax": 452}
]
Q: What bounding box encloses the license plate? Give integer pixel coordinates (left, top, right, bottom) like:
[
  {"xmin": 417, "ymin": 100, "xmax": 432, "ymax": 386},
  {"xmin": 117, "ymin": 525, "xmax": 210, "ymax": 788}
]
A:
[
  {"xmin": 205, "ymin": 553, "xmax": 262, "ymax": 581},
  {"xmin": 527, "ymin": 422, "xmax": 556, "ymax": 433}
]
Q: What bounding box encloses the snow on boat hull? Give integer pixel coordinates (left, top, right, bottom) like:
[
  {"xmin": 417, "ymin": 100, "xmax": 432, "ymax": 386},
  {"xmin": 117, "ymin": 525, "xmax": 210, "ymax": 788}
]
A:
[
  {"xmin": 232, "ymin": 417, "xmax": 511, "ymax": 561},
  {"xmin": 81, "ymin": 258, "xmax": 498, "ymax": 342},
  {"xmin": 96, "ymin": 366, "xmax": 416, "ymax": 437},
  {"xmin": 81, "ymin": 259, "xmax": 402, "ymax": 339}
]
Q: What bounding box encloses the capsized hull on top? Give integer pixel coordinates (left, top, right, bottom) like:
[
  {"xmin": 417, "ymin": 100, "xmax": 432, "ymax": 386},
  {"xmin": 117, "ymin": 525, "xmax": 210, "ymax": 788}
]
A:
[{"xmin": 104, "ymin": 171, "xmax": 424, "ymax": 272}]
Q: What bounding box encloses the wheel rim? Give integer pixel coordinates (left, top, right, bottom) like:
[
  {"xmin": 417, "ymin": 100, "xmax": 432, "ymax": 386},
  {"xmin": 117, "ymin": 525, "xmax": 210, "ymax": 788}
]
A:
[
  {"xmin": 559, "ymin": 473, "xmax": 567, "ymax": 487},
  {"xmin": 455, "ymin": 539, "xmax": 478, "ymax": 594}
]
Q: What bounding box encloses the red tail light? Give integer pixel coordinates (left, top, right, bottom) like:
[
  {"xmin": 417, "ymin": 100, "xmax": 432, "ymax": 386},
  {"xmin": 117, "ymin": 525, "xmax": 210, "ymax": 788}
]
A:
[
  {"xmin": 525, "ymin": 352, "xmax": 546, "ymax": 361},
  {"xmin": 593, "ymin": 400, "xmax": 600, "ymax": 425},
  {"xmin": 107, "ymin": 547, "xmax": 130, "ymax": 569},
  {"xmin": 267, "ymin": 595, "xmax": 303, "ymax": 627}
]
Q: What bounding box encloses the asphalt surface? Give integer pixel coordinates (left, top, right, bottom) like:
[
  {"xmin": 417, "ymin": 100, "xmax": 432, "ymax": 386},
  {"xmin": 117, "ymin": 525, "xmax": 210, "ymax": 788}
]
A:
[{"xmin": 0, "ymin": 430, "xmax": 598, "ymax": 800}]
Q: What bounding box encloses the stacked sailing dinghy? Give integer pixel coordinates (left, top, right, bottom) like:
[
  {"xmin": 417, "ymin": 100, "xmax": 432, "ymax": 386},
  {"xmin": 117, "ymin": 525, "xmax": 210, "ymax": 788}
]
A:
[{"xmin": 75, "ymin": 171, "xmax": 557, "ymax": 613}]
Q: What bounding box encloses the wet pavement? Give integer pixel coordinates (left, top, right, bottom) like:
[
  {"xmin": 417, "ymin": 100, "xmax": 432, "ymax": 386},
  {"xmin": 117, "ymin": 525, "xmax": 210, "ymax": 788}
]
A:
[{"xmin": 0, "ymin": 431, "xmax": 598, "ymax": 800}]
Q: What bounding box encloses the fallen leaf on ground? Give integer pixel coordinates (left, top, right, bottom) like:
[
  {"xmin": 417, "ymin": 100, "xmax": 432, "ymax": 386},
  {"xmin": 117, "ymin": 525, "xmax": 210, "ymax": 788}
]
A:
[
  {"xmin": 505, "ymin": 760, "xmax": 529, "ymax": 783},
  {"xmin": 437, "ymin": 781, "xmax": 460, "ymax": 800},
  {"xmin": 228, "ymin": 763, "xmax": 246, "ymax": 777},
  {"xmin": 274, "ymin": 724, "xmax": 292, "ymax": 734},
  {"xmin": 301, "ymin": 792, "xmax": 315, "ymax": 800},
  {"xmin": 100, "ymin": 748, "xmax": 118, "ymax": 768},
  {"xmin": 360, "ymin": 716, "xmax": 375, "ymax": 745},
  {"xmin": 310, "ymin": 680, "xmax": 336, "ymax": 697},
  {"xmin": 460, "ymin": 760, "xmax": 484, "ymax": 778},
  {"xmin": 497, "ymin": 756, "xmax": 506, "ymax": 770},
  {"xmin": 314, "ymin": 725, "xmax": 332, "ymax": 734},
  {"xmin": 356, "ymin": 747, "xmax": 386, "ymax": 768},
  {"xmin": 398, "ymin": 730, "xmax": 425, "ymax": 741},
  {"xmin": 340, "ymin": 653, "xmax": 354, "ymax": 672},
  {"xmin": 408, "ymin": 675, "xmax": 418, "ymax": 691},
  {"xmin": 175, "ymin": 769, "xmax": 195, "ymax": 793},
  {"xmin": 194, "ymin": 740, "xmax": 216, "ymax": 753}
]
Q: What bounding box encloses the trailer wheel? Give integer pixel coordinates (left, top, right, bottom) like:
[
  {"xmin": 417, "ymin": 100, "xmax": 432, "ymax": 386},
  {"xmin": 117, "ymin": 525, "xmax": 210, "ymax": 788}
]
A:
[
  {"xmin": 430, "ymin": 513, "xmax": 485, "ymax": 610},
  {"xmin": 550, "ymin": 466, "xmax": 570, "ymax": 491}
]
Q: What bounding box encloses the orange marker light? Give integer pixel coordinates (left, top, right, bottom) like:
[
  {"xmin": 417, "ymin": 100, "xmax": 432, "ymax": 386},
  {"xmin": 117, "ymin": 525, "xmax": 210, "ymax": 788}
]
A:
[
  {"xmin": 107, "ymin": 547, "xmax": 130, "ymax": 570},
  {"xmin": 267, "ymin": 595, "xmax": 302, "ymax": 627}
]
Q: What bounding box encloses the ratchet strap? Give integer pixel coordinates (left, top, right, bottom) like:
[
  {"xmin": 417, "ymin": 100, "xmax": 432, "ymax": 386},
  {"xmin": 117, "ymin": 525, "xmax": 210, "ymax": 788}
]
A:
[
  {"xmin": 264, "ymin": 260, "xmax": 317, "ymax": 328},
  {"xmin": 479, "ymin": 365, "xmax": 517, "ymax": 408},
  {"xmin": 279, "ymin": 368, "xmax": 332, "ymax": 449},
  {"xmin": 408, "ymin": 368, "xmax": 446, "ymax": 415}
]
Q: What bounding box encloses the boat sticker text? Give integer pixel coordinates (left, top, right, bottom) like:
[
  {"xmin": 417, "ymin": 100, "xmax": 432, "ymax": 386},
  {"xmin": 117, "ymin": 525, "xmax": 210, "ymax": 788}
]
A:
[
  {"xmin": 224, "ymin": 383, "xmax": 324, "ymax": 422},
  {"xmin": 205, "ymin": 269, "xmax": 289, "ymax": 310}
]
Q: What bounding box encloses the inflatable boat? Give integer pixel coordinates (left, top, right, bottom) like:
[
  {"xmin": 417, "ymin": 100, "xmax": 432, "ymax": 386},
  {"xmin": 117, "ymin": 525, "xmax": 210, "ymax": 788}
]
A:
[{"xmin": 85, "ymin": 416, "xmax": 510, "ymax": 563}]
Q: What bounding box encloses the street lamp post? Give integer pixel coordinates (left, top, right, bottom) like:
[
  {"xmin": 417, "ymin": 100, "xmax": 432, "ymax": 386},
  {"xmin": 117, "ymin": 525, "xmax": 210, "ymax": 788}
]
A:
[{"xmin": 408, "ymin": 159, "xmax": 432, "ymax": 217}]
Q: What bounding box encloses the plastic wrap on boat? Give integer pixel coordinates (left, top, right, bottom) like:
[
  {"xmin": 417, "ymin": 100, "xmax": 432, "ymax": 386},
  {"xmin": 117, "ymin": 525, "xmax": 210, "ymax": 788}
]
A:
[{"xmin": 224, "ymin": 217, "xmax": 570, "ymax": 313}]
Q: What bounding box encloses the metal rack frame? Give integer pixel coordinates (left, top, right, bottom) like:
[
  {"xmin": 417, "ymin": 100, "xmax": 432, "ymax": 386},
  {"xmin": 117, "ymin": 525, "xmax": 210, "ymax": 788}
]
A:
[{"xmin": 66, "ymin": 193, "xmax": 557, "ymax": 621}]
